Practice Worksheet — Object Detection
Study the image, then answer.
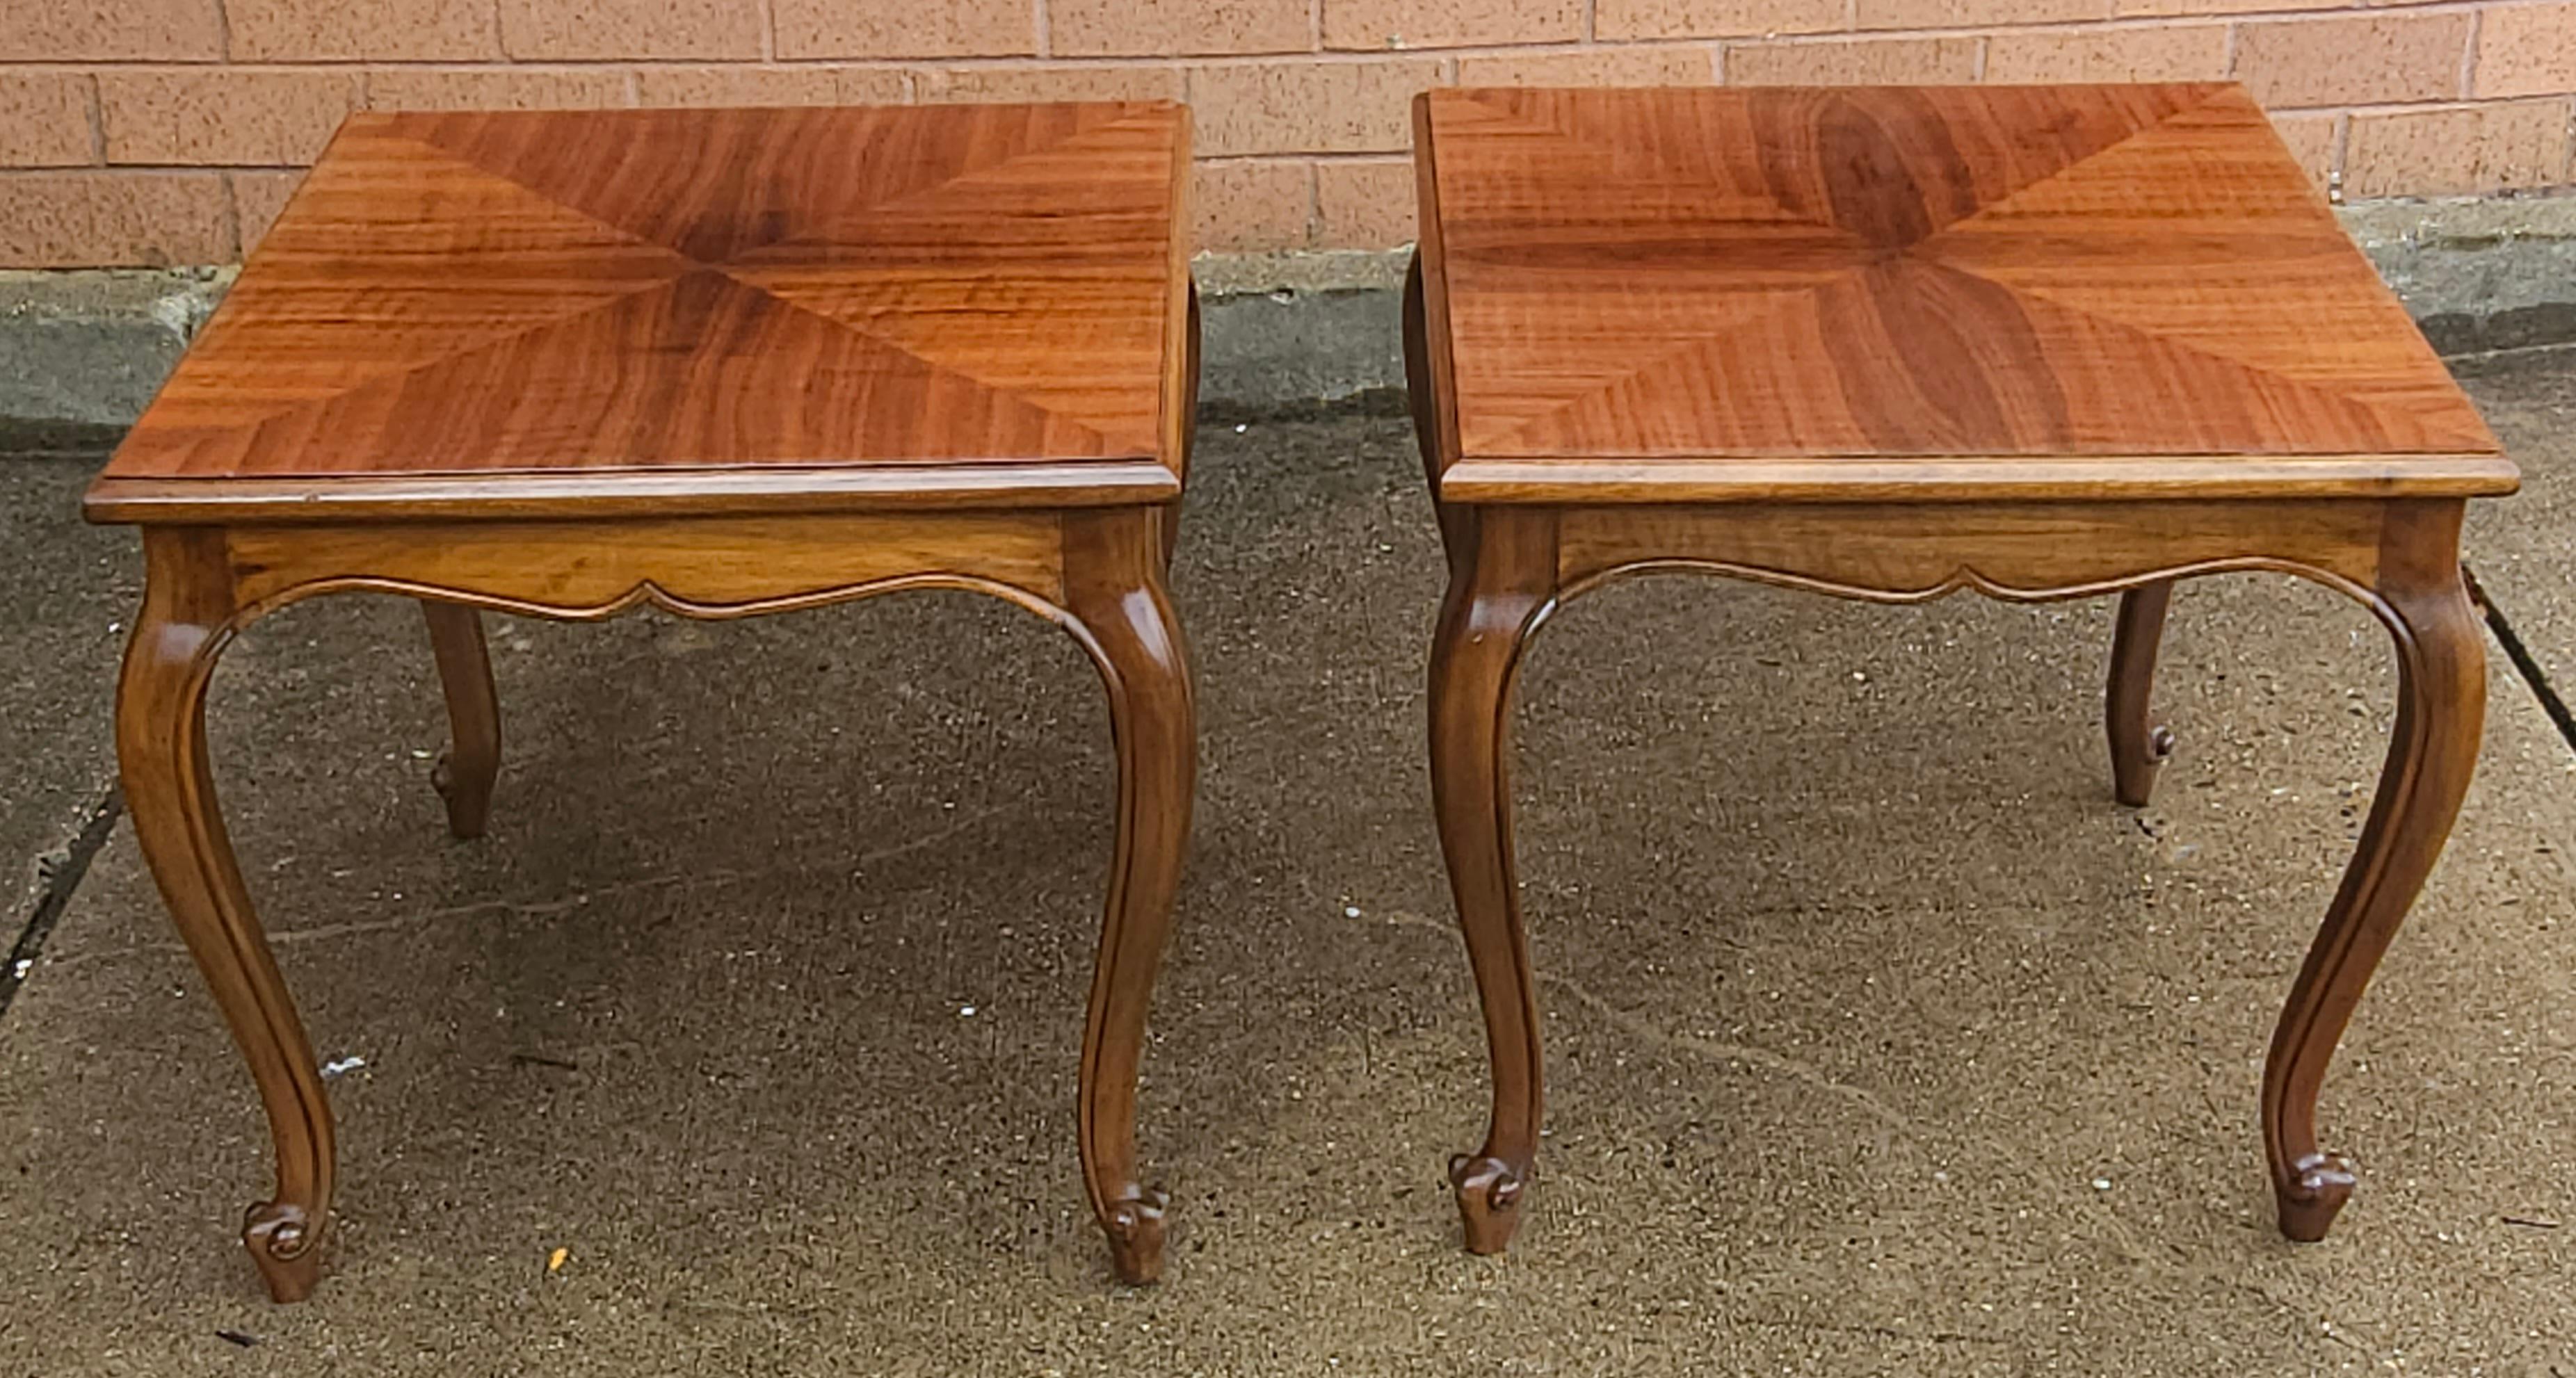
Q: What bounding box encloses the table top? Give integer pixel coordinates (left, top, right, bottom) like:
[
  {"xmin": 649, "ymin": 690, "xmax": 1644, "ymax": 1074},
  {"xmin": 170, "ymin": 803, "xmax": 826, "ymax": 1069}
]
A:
[
  {"xmin": 87, "ymin": 102, "xmax": 1193, "ymax": 525},
  {"xmin": 1412, "ymin": 83, "xmax": 2515, "ymax": 505}
]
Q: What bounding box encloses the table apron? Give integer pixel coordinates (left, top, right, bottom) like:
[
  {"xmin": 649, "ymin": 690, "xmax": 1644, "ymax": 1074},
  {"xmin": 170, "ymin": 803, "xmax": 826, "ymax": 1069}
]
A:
[
  {"xmin": 211, "ymin": 510, "xmax": 1078, "ymax": 624},
  {"xmin": 1550, "ymin": 497, "xmax": 2420, "ymax": 604}
]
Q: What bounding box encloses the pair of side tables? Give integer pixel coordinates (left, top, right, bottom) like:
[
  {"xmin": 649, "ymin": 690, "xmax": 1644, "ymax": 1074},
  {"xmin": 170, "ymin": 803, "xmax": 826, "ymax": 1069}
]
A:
[{"xmin": 84, "ymin": 86, "xmax": 2515, "ymax": 1301}]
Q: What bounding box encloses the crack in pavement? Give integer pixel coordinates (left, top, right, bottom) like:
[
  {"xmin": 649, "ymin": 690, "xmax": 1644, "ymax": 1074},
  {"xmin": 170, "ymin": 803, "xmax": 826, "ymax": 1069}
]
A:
[
  {"xmin": 37, "ymin": 868, "xmax": 727, "ymax": 971},
  {"xmin": 1536, "ymin": 959, "xmax": 1915, "ymax": 1132},
  {"xmin": 1374, "ymin": 903, "xmax": 2155, "ymax": 1265},
  {"xmin": 29, "ymin": 797, "xmax": 1037, "ymax": 973},
  {"xmin": 2464, "ymin": 561, "xmax": 2576, "ymax": 756},
  {"xmin": 1371, "ymin": 906, "xmax": 1916, "ymax": 1128},
  {"xmin": 0, "ymin": 786, "xmax": 122, "ymax": 1021}
]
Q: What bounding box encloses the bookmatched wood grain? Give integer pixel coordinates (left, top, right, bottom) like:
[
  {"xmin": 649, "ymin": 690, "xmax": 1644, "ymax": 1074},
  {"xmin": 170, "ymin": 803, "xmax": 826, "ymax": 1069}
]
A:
[
  {"xmin": 96, "ymin": 102, "xmax": 1200, "ymax": 1298},
  {"xmin": 1413, "ymin": 84, "xmax": 2513, "ymax": 505},
  {"xmin": 1407, "ymin": 83, "xmax": 2511, "ymax": 1261},
  {"xmin": 90, "ymin": 102, "xmax": 1193, "ymax": 523}
]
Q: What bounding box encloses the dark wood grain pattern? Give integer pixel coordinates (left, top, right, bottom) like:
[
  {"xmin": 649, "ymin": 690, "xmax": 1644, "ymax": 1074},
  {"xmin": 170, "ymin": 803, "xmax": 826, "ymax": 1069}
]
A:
[
  {"xmin": 90, "ymin": 102, "xmax": 1191, "ymax": 523},
  {"xmin": 1413, "ymin": 84, "xmax": 2512, "ymax": 503},
  {"xmin": 93, "ymin": 104, "xmax": 1198, "ymax": 1299},
  {"xmin": 1406, "ymin": 83, "xmax": 2513, "ymax": 1260}
]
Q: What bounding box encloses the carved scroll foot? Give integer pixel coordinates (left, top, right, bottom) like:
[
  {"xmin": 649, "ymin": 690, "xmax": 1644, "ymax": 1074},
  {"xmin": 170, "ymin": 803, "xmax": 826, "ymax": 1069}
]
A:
[
  {"xmin": 2273, "ymin": 1152, "xmax": 2358, "ymax": 1242},
  {"xmin": 2262, "ymin": 504, "xmax": 2484, "ymax": 1243},
  {"xmin": 243, "ymin": 1200, "xmax": 325, "ymax": 1302},
  {"xmin": 421, "ymin": 601, "xmax": 499, "ymax": 840},
  {"xmin": 1062, "ymin": 510, "xmax": 1196, "ymax": 1288},
  {"xmin": 119, "ymin": 530, "xmax": 337, "ymax": 1303},
  {"xmin": 2107, "ymin": 581, "xmax": 2175, "ymax": 807},
  {"xmin": 1101, "ymin": 1188, "xmax": 1170, "ymax": 1286},
  {"xmin": 1429, "ymin": 509, "xmax": 1558, "ymax": 1256},
  {"xmin": 1448, "ymin": 1153, "xmax": 1528, "ymax": 1255}
]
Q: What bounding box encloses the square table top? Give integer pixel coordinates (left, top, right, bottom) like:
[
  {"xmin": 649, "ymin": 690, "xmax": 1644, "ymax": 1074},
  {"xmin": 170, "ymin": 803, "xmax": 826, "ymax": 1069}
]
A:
[
  {"xmin": 87, "ymin": 102, "xmax": 1193, "ymax": 525},
  {"xmin": 1411, "ymin": 83, "xmax": 2515, "ymax": 505}
]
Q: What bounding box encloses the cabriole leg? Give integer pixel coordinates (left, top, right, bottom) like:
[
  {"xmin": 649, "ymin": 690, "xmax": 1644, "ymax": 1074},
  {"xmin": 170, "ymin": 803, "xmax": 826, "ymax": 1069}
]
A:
[
  {"xmin": 116, "ymin": 529, "xmax": 336, "ymax": 1302},
  {"xmin": 1428, "ymin": 508, "xmax": 1558, "ymax": 1254},
  {"xmin": 2107, "ymin": 580, "xmax": 2175, "ymax": 807},
  {"xmin": 421, "ymin": 601, "xmax": 500, "ymax": 839},
  {"xmin": 1063, "ymin": 509, "xmax": 1197, "ymax": 1284},
  {"xmin": 2264, "ymin": 505, "xmax": 2484, "ymax": 1240}
]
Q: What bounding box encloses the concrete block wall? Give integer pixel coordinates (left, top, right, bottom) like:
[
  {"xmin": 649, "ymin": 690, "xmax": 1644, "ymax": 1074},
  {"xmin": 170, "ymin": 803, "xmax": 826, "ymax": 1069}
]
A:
[{"xmin": 1, "ymin": 0, "xmax": 2573, "ymax": 267}]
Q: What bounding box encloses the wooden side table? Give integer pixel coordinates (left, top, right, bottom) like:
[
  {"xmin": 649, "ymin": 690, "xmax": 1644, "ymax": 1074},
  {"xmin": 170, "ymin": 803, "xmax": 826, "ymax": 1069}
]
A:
[
  {"xmin": 85, "ymin": 102, "xmax": 1200, "ymax": 1299},
  {"xmin": 1404, "ymin": 84, "xmax": 2517, "ymax": 1254}
]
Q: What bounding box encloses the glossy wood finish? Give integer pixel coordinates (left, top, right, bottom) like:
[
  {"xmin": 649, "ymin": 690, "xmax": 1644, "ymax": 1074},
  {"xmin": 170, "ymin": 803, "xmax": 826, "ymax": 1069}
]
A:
[
  {"xmin": 92, "ymin": 102, "xmax": 1197, "ymax": 1299},
  {"xmin": 115, "ymin": 528, "xmax": 335, "ymax": 1303},
  {"xmin": 1407, "ymin": 83, "xmax": 2515, "ymax": 1258},
  {"xmin": 1062, "ymin": 510, "xmax": 1196, "ymax": 1281},
  {"xmin": 1412, "ymin": 85, "xmax": 2511, "ymax": 505},
  {"xmin": 1427, "ymin": 506, "xmax": 1557, "ymax": 1253},
  {"xmin": 2264, "ymin": 502, "xmax": 2485, "ymax": 1241},
  {"xmin": 1550, "ymin": 498, "xmax": 2389, "ymax": 594},
  {"xmin": 90, "ymin": 102, "xmax": 1192, "ymax": 524}
]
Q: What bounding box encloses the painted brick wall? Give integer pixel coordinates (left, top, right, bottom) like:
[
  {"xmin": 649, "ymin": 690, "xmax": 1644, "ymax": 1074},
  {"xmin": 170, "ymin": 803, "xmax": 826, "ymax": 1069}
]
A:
[{"xmin": 2, "ymin": 0, "xmax": 2572, "ymax": 266}]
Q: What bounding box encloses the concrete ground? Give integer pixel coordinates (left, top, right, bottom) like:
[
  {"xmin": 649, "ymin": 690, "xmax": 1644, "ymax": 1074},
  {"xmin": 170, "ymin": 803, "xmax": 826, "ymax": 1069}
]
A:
[{"xmin": 2, "ymin": 357, "xmax": 2573, "ymax": 1375}]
